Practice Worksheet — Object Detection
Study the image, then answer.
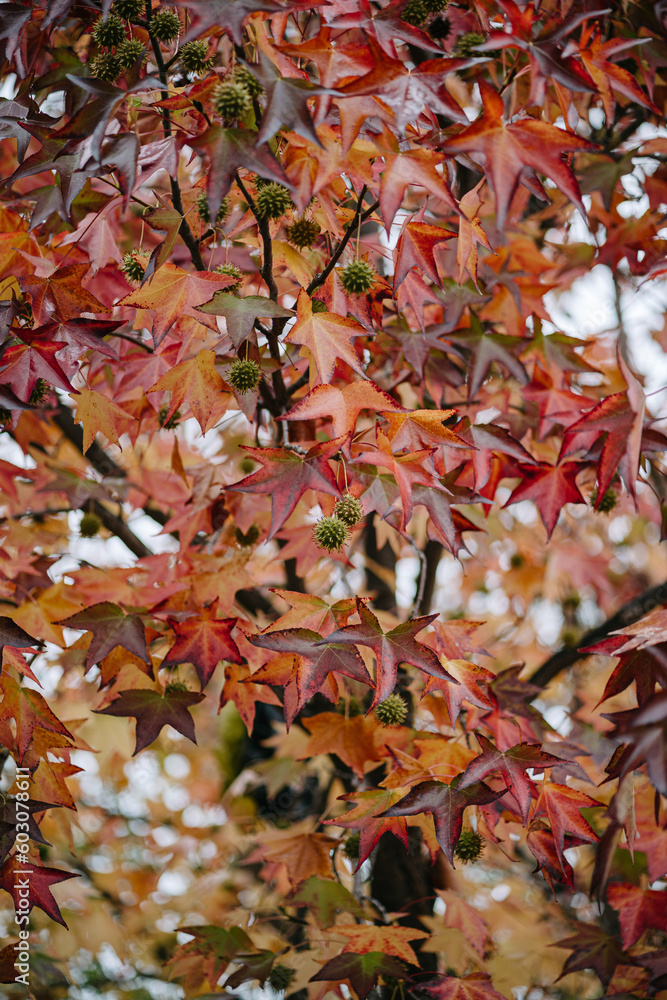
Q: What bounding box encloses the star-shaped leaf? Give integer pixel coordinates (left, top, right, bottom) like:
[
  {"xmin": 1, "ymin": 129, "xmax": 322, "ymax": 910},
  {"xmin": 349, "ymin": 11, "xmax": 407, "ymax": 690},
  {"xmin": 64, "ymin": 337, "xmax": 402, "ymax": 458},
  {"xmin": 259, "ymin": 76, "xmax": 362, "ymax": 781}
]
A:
[
  {"xmin": 248, "ymin": 627, "xmax": 372, "ymax": 727},
  {"xmin": 161, "ymin": 602, "xmax": 242, "ymax": 689},
  {"xmin": 285, "ymin": 290, "xmax": 368, "ymax": 384},
  {"xmin": 606, "ymin": 883, "xmax": 667, "ymax": 949},
  {"xmin": 534, "ymin": 783, "xmax": 601, "ymax": 869},
  {"xmin": 94, "ymin": 686, "xmax": 205, "ymax": 755},
  {"xmin": 281, "ymin": 381, "xmax": 403, "ymax": 440},
  {"xmin": 289, "ymin": 876, "xmax": 364, "ymax": 926},
  {"xmin": 458, "ymin": 734, "xmax": 566, "ymax": 822},
  {"xmin": 197, "ymin": 293, "xmax": 293, "ymax": 349},
  {"xmin": 147, "ymin": 349, "xmax": 228, "ymax": 433},
  {"xmin": 228, "ymin": 438, "xmax": 342, "ymax": 539},
  {"xmin": 381, "ymin": 778, "xmax": 504, "ymax": 866},
  {"xmin": 316, "ymin": 598, "xmax": 453, "ymax": 707},
  {"xmin": 440, "ymin": 81, "xmax": 596, "ymax": 227},
  {"xmin": 424, "ymin": 974, "xmax": 507, "ymax": 1000},
  {"xmin": 310, "ymin": 952, "xmax": 409, "ymax": 999},
  {"xmin": 504, "ymin": 461, "xmax": 585, "ymax": 539},
  {"xmin": 189, "ymin": 126, "xmax": 291, "ymax": 225},
  {"xmin": 555, "ymin": 923, "xmax": 629, "ymax": 987},
  {"xmin": 0, "ymin": 854, "xmax": 78, "ymax": 928},
  {"xmin": 118, "ymin": 263, "xmax": 234, "ymax": 347},
  {"xmin": 58, "ymin": 602, "xmax": 150, "ymax": 673}
]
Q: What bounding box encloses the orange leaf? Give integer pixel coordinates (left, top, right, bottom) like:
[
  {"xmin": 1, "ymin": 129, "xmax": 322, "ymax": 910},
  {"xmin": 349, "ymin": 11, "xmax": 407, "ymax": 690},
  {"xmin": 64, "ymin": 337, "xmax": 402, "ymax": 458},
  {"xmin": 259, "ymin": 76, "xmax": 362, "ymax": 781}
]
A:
[
  {"xmin": 148, "ymin": 349, "xmax": 229, "ymax": 433},
  {"xmin": 334, "ymin": 923, "xmax": 429, "ymax": 965},
  {"xmin": 74, "ymin": 389, "xmax": 138, "ymax": 452},
  {"xmin": 285, "ymin": 289, "xmax": 368, "ymax": 385}
]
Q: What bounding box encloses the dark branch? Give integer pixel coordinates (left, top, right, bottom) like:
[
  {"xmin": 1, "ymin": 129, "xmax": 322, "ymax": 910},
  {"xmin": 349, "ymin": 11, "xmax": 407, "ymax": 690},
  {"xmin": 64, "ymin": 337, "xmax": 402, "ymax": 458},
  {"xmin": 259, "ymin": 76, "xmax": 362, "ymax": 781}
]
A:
[
  {"xmin": 306, "ymin": 190, "xmax": 379, "ymax": 297},
  {"xmin": 529, "ymin": 576, "xmax": 667, "ymax": 688},
  {"xmin": 90, "ymin": 499, "xmax": 153, "ymax": 560}
]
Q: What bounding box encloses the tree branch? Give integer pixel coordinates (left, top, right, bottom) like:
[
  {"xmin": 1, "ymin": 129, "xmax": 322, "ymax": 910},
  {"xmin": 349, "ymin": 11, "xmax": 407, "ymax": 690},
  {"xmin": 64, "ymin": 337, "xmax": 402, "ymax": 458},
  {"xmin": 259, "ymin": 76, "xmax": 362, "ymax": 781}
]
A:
[
  {"xmin": 529, "ymin": 576, "xmax": 667, "ymax": 688},
  {"xmin": 147, "ymin": 9, "xmax": 206, "ymax": 272},
  {"xmin": 306, "ymin": 190, "xmax": 379, "ymax": 297},
  {"xmin": 90, "ymin": 499, "xmax": 153, "ymax": 560}
]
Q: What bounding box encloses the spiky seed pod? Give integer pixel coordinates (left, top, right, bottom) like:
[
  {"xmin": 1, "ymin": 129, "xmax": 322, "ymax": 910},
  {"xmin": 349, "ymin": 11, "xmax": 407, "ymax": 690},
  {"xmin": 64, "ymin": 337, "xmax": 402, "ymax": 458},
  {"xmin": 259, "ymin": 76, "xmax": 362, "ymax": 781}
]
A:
[
  {"xmin": 90, "ymin": 52, "xmax": 122, "ymax": 81},
  {"xmin": 158, "ymin": 405, "xmax": 181, "ymax": 429},
  {"xmin": 401, "ymin": 0, "xmax": 428, "ymax": 24},
  {"xmin": 79, "ymin": 512, "xmax": 102, "ymax": 538},
  {"xmin": 0, "ymin": 407, "xmax": 12, "ymax": 424},
  {"xmin": 313, "ymin": 516, "xmax": 348, "ymax": 552},
  {"xmin": 340, "ymin": 260, "xmax": 376, "ymax": 295},
  {"xmin": 311, "ymin": 298, "xmax": 328, "ymax": 313},
  {"xmin": 196, "ymin": 191, "xmax": 229, "ymax": 225},
  {"xmin": 113, "ymin": 0, "xmax": 146, "ymax": 21},
  {"xmin": 454, "ymin": 31, "xmax": 486, "ymax": 56},
  {"xmin": 179, "ymin": 39, "xmax": 211, "ymax": 73},
  {"xmin": 256, "ymin": 183, "xmax": 293, "ymax": 219},
  {"xmin": 116, "ymin": 38, "xmax": 145, "ymax": 69},
  {"xmin": 333, "ymin": 493, "xmax": 364, "ymax": 527},
  {"xmin": 216, "ymin": 262, "xmax": 243, "ymax": 292},
  {"xmin": 454, "ymin": 829, "xmax": 485, "ymax": 863},
  {"xmin": 267, "ymin": 964, "xmax": 296, "ymax": 993},
  {"xmin": 232, "ymin": 63, "xmax": 264, "ymax": 97},
  {"xmin": 149, "ymin": 8, "xmax": 181, "ymax": 41},
  {"xmin": 235, "ymin": 525, "xmax": 260, "ymax": 547},
  {"xmin": 228, "ymin": 358, "xmax": 261, "ymax": 394},
  {"xmin": 509, "ymin": 552, "xmax": 524, "ymax": 569},
  {"xmin": 120, "ymin": 250, "xmax": 149, "ymax": 282},
  {"xmin": 589, "ymin": 486, "xmax": 618, "ymax": 513},
  {"xmin": 165, "ymin": 680, "xmax": 189, "ymax": 694},
  {"xmin": 342, "ymin": 832, "xmax": 360, "ymax": 860},
  {"xmin": 375, "ymin": 693, "xmax": 408, "ymax": 727},
  {"xmin": 428, "ymin": 15, "xmax": 451, "ymax": 38},
  {"xmin": 28, "ymin": 378, "xmax": 49, "ymax": 405},
  {"xmin": 213, "ymin": 80, "xmax": 252, "ymax": 119},
  {"xmin": 93, "ymin": 13, "xmax": 126, "ymax": 47},
  {"xmin": 423, "ymin": 0, "xmax": 448, "ymax": 11},
  {"xmin": 286, "ymin": 217, "xmax": 321, "ymax": 250}
]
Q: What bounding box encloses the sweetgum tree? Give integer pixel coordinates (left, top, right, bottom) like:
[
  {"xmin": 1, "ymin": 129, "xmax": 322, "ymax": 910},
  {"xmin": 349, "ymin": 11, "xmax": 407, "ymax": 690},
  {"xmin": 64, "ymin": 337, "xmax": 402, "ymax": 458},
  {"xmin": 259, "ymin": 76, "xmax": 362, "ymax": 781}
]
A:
[{"xmin": 0, "ymin": 0, "xmax": 667, "ymax": 996}]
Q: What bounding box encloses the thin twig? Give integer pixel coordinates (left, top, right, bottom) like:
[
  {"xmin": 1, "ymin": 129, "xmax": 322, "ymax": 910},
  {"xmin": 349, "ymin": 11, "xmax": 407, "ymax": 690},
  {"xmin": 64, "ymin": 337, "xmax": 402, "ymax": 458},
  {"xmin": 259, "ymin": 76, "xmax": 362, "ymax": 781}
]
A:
[{"xmin": 306, "ymin": 190, "xmax": 379, "ymax": 297}]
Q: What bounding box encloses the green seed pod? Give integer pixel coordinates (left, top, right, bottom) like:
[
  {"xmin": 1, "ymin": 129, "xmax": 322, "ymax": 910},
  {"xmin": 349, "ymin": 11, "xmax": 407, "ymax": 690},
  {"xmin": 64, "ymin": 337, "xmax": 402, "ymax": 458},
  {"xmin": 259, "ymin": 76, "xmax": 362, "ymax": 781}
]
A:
[
  {"xmin": 375, "ymin": 693, "xmax": 408, "ymax": 727},
  {"xmin": 232, "ymin": 63, "xmax": 264, "ymax": 97},
  {"xmin": 589, "ymin": 486, "xmax": 618, "ymax": 513},
  {"xmin": 0, "ymin": 407, "xmax": 13, "ymax": 424},
  {"xmin": 256, "ymin": 183, "xmax": 293, "ymax": 219},
  {"xmin": 179, "ymin": 39, "xmax": 211, "ymax": 73},
  {"xmin": 454, "ymin": 31, "xmax": 486, "ymax": 56},
  {"xmin": 79, "ymin": 512, "xmax": 102, "ymax": 538},
  {"xmin": 342, "ymin": 831, "xmax": 360, "ymax": 860},
  {"xmin": 267, "ymin": 964, "xmax": 296, "ymax": 993},
  {"xmin": 333, "ymin": 493, "xmax": 364, "ymax": 527},
  {"xmin": 93, "ymin": 13, "xmax": 126, "ymax": 47},
  {"xmin": 158, "ymin": 405, "xmax": 181, "ymax": 429},
  {"xmin": 228, "ymin": 358, "xmax": 261, "ymax": 394},
  {"xmin": 235, "ymin": 525, "xmax": 260, "ymax": 547},
  {"xmin": 116, "ymin": 38, "xmax": 145, "ymax": 69},
  {"xmin": 311, "ymin": 298, "xmax": 328, "ymax": 313},
  {"xmin": 401, "ymin": 0, "xmax": 428, "ymax": 25},
  {"xmin": 313, "ymin": 516, "xmax": 348, "ymax": 552},
  {"xmin": 90, "ymin": 52, "xmax": 122, "ymax": 81},
  {"xmin": 340, "ymin": 260, "xmax": 376, "ymax": 295},
  {"xmin": 149, "ymin": 8, "xmax": 181, "ymax": 42},
  {"xmin": 196, "ymin": 190, "xmax": 229, "ymax": 226},
  {"xmin": 213, "ymin": 80, "xmax": 252, "ymax": 119},
  {"xmin": 165, "ymin": 680, "xmax": 189, "ymax": 694},
  {"xmin": 28, "ymin": 378, "xmax": 49, "ymax": 405},
  {"xmin": 120, "ymin": 250, "xmax": 150, "ymax": 282},
  {"xmin": 113, "ymin": 0, "xmax": 146, "ymax": 22},
  {"xmin": 454, "ymin": 829, "xmax": 485, "ymax": 863},
  {"xmin": 240, "ymin": 456, "xmax": 256, "ymax": 474},
  {"xmin": 215, "ymin": 262, "xmax": 243, "ymax": 292},
  {"xmin": 423, "ymin": 0, "xmax": 448, "ymax": 11},
  {"xmin": 286, "ymin": 217, "xmax": 321, "ymax": 249}
]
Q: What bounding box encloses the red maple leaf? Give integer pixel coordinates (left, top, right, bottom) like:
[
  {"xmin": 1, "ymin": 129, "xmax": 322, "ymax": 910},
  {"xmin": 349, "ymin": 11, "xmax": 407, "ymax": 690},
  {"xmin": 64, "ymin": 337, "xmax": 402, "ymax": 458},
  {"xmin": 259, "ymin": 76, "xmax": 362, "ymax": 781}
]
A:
[
  {"xmin": 160, "ymin": 601, "xmax": 242, "ymax": 689},
  {"xmin": 504, "ymin": 461, "xmax": 585, "ymax": 539},
  {"xmin": 606, "ymin": 882, "xmax": 667, "ymax": 948},
  {"xmin": 0, "ymin": 854, "xmax": 78, "ymax": 928},
  {"xmin": 440, "ymin": 82, "xmax": 595, "ymax": 227},
  {"xmin": 381, "ymin": 779, "xmax": 504, "ymax": 865},
  {"xmin": 229, "ymin": 438, "xmax": 343, "ymax": 539},
  {"xmin": 58, "ymin": 602, "xmax": 150, "ymax": 673},
  {"xmin": 317, "ymin": 598, "xmax": 455, "ymax": 707},
  {"xmin": 458, "ymin": 735, "xmax": 565, "ymax": 822}
]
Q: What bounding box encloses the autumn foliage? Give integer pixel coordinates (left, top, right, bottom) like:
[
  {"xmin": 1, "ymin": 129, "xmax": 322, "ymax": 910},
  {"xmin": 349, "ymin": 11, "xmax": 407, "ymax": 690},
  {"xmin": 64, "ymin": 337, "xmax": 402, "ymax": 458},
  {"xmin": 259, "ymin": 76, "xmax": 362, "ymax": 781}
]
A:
[{"xmin": 1, "ymin": 0, "xmax": 667, "ymax": 997}]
